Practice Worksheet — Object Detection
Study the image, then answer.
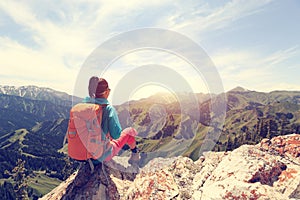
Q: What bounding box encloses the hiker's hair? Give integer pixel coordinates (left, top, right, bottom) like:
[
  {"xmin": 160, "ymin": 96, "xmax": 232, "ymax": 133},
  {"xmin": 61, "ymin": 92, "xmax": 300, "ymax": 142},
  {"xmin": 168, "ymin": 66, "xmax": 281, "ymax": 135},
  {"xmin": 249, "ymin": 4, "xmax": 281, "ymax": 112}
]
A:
[{"xmin": 88, "ymin": 76, "xmax": 109, "ymax": 98}]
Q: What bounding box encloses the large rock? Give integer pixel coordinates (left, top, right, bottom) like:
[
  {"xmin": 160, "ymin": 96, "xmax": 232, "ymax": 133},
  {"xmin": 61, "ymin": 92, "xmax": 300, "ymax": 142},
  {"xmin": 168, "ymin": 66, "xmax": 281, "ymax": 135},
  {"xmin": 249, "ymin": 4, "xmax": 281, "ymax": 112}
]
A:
[
  {"xmin": 40, "ymin": 134, "xmax": 300, "ymax": 200},
  {"xmin": 40, "ymin": 156, "xmax": 139, "ymax": 200}
]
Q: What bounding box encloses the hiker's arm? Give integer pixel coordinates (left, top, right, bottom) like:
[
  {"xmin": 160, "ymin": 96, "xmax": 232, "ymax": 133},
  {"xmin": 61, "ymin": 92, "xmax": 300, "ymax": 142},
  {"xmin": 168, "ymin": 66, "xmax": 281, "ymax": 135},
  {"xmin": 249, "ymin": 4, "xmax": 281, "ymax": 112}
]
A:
[{"xmin": 107, "ymin": 106, "xmax": 122, "ymax": 139}]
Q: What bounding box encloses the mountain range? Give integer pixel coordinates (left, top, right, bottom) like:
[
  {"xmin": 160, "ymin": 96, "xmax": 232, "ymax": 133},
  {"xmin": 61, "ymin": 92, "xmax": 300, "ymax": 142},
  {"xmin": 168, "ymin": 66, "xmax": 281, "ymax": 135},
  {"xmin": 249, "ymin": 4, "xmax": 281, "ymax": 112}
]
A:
[
  {"xmin": 0, "ymin": 85, "xmax": 81, "ymax": 106},
  {"xmin": 114, "ymin": 87, "xmax": 300, "ymax": 161},
  {"xmin": 0, "ymin": 85, "xmax": 299, "ymax": 199}
]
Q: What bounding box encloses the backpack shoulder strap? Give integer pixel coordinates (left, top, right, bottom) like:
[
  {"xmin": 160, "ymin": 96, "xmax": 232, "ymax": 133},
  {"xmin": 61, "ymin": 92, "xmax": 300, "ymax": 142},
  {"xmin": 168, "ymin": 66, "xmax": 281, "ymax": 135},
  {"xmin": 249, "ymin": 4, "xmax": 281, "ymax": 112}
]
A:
[
  {"xmin": 88, "ymin": 159, "xmax": 95, "ymax": 173},
  {"xmin": 63, "ymin": 131, "xmax": 68, "ymax": 146}
]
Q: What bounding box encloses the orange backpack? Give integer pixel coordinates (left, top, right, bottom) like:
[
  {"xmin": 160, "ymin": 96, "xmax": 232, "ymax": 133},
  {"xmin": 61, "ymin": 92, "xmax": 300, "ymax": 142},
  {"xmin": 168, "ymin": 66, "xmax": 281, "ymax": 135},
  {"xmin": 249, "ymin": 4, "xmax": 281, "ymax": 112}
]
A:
[{"xmin": 66, "ymin": 103, "xmax": 109, "ymax": 161}]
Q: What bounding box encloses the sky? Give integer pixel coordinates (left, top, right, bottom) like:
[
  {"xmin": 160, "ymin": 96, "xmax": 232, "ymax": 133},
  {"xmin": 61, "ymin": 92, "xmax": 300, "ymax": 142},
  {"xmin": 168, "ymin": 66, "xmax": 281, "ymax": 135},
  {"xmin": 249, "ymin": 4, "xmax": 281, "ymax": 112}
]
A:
[{"xmin": 0, "ymin": 0, "xmax": 300, "ymax": 104}]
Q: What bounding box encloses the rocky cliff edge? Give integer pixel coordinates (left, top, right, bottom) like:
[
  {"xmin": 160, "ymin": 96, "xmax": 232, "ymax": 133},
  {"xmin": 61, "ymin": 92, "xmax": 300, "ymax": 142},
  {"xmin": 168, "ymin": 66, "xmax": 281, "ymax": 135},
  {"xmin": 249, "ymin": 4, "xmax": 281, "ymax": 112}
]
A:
[{"xmin": 40, "ymin": 134, "xmax": 300, "ymax": 200}]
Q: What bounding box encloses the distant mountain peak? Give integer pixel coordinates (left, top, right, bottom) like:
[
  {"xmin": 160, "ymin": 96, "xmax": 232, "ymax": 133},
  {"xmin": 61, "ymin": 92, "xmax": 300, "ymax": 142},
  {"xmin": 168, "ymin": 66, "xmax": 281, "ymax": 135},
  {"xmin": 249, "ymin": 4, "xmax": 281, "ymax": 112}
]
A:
[
  {"xmin": 0, "ymin": 85, "xmax": 82, "ymax": 106},
  {"xmin": 0, "ymin": 85, "xmax": 64, "ymax": 97},
  {"xmin": 229, "ymin": 86, "xmax": 248, "ymax": 92}
]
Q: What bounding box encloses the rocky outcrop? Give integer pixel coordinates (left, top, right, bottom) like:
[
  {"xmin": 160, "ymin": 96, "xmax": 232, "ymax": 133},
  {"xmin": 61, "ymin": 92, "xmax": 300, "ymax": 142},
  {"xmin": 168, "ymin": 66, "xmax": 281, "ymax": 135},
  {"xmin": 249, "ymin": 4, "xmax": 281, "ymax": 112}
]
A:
[
  {"xmin": 40, "ymin": 157, "xmax": 139, "ymax": 200},
  {"xmin": 41, "ymin": 134, "xmax": 300, "ymax": 200}
]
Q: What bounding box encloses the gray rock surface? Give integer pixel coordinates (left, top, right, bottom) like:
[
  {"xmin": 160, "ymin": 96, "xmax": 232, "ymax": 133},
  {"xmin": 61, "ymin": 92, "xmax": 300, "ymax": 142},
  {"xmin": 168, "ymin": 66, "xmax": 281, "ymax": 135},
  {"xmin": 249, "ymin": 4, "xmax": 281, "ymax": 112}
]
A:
[{"xmin": 40, "ymin": 134, "xmax": 300, "ymax": 200}]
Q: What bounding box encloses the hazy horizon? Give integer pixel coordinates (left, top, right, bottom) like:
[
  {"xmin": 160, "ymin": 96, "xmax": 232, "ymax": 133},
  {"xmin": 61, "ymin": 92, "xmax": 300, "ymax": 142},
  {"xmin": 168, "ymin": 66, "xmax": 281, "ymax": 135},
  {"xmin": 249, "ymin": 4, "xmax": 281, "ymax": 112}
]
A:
[{"xmin": 1, "ymin": 84, "xmax": 300, "ymax": 105}]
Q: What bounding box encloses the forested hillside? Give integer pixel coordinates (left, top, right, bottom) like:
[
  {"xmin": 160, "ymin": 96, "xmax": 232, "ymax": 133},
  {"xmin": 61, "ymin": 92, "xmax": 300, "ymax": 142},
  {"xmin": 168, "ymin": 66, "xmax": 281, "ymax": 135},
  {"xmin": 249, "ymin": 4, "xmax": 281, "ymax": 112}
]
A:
[
  {"xmin": 115, "ymin": 88, "xmax": 300, "ymax": 161},
  {"xmin": 0, "ymin": 86, "xmax": 78, "ymax": 199}
]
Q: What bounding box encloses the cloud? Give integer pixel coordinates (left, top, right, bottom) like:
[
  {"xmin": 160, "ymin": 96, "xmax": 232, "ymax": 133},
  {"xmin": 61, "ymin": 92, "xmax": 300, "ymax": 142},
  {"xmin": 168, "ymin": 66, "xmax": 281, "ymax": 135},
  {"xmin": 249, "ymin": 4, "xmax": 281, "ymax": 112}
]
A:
[
  {"xmin": 211, "ymin": 45, "xmax": 300, "ymax": 91},
  {"xmin": 261, "ymin": 46, "xmax": 299, "ymax": 66},
  {"xmin": 0, "ymin": 36, "xmax": 77, "ymax": 91},
  {"xmin": 0, "ymin": 0, "xmax": 176, "ymax": 90},
  {"xmin": 0, "ymin": 1, "xmax": 98, "ymax": 56},
  {"xmin": 159, "ymin": 0, "xmax": 273, "ymax": 37},
  {"xmin": 0, "ymin": 1, "xmax": 97, "ymax": 92}
]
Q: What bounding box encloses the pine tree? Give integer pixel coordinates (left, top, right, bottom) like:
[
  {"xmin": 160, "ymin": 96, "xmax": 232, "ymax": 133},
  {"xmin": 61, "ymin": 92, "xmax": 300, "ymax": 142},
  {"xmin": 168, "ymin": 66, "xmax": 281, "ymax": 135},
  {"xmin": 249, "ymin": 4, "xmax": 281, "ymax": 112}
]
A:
[
  {"xmin": 226, "ymin": 136, "xmax": 234, "ymax": 151},
  {"xmin": 62, "ymin": 157, "xmax": 74, "ymax": 180},
  {"xmin": 12, "ymin": 159, "xmax": 29, "ymax": 200},
  {"xmin": 0, "ymin": 181, "xmax": 16, "ymax": 200},
  {"xmin": 233, "ymin": 136, "xmax": 239, "ymax": 149}
]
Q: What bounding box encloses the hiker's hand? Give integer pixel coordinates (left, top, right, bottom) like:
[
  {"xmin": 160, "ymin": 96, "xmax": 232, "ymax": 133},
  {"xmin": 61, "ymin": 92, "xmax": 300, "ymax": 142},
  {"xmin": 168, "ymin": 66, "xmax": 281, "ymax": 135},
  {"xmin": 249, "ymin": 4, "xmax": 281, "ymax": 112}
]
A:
[{"xmin": 123, "ymin": 127, "xmax": 138, "ymax": 137}]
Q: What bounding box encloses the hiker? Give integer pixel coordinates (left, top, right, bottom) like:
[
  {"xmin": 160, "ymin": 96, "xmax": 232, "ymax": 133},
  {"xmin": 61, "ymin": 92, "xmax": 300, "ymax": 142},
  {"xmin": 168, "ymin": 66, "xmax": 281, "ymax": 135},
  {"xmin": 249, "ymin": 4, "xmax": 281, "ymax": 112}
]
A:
[{"xmin": 82, "ymin": 76, "xmax": 140, "ymax": 164}]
